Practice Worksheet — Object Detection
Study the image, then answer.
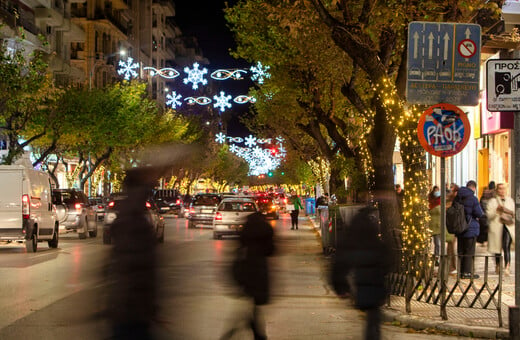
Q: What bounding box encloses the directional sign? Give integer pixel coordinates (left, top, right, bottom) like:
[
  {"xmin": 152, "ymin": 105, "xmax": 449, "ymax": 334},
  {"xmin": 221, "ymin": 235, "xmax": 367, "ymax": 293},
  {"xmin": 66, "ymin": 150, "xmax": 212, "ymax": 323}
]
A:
[
  {"xmin": 407, "ymin": 22, "xmax": 481, "ymax": 106},
  {"xmin": 417, "ymin": 103, "xmax": 471, "ymax": 157},
  {"xmin": 486, "ymin": 59, "xmax": 520, "ymax": 111}
]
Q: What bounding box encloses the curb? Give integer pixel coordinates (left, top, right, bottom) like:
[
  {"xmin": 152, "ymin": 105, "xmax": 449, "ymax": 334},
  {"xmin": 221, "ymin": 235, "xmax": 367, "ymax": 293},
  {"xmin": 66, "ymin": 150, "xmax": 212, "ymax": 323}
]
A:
[{"xmin": 382, "ymin": 309, "xmax": 509, "ymax": 339}]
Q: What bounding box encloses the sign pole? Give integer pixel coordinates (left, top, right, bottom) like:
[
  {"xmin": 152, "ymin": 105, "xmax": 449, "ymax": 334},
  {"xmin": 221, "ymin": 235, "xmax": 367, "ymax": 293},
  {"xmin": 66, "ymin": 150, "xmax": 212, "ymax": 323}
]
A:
[
  {"xmin": 440, "ymin": 156, "xmax": 447, "ymax": 320},
  {"xmin": 515, "ymin": 111, "xmax": 520, "ymax": 307}
]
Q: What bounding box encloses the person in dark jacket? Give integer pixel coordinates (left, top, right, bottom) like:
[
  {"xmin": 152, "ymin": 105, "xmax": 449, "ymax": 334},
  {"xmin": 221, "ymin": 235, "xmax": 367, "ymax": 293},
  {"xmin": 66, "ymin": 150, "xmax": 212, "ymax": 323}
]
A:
[
  {"xmin": 477, "ymin": 181, "xmax": 495, "ymax": 244},
  {"xmin": 455, "ymin": 180, "xmax": 483, "ymax": 279},
  {"xmin": 222, "ymin": 211, "xmax": 274, "ymax": 340},
  {"xmin": 331, "ymin": 201, "xmax": 393, "ymax": 340}
]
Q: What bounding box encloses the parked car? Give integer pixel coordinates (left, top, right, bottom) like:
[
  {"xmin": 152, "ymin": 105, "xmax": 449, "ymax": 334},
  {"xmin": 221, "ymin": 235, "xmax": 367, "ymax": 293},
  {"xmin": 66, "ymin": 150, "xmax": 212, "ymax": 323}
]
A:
[
  {"xmin": 187, "ymin": 193, "xmax": 221, "ymax": 228},
  {"xmin": 89, "ymin": 197, "xmax": 106, "ymax": 221},
  {"xmin": 103, "ymin": 193, "xmax": 165, "ymax": 245},
  {"xmin": 213, "ymin": 197, "xmax": 258, "ymax": 239},
  {"xmin": 256, "ymin": 196, "xmax": 280, "ymax": 220},
  {"xmin": 53, "ymin": 189, "xmax": 97, "ymax": 239},
  {"xmin": 0, "ymin": 164, "xmax": 59, "ymax": 252},
  {"xmin": 152, "ymin": 189, "xmax": 184, "ymax": 215}
]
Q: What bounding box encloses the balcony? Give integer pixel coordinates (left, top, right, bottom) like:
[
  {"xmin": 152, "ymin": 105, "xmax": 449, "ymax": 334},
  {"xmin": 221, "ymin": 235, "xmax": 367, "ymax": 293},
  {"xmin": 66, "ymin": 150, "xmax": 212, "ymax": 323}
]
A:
[
  {"xmin": 93, "ymin": 9, "xmax": 128, "ymax": 36},
  {"xmin": 0, "ymin": 5, "xmax": 16, "ymax": 28},
  {"xmin": 34, "ymin": 7, "xmax": 63, "ymax": 26}
]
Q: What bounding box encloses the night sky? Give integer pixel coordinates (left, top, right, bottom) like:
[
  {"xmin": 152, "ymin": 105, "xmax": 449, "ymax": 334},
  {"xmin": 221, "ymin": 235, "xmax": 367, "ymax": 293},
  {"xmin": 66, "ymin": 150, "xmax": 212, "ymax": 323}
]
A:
[{"xmin": 175, "ymin": 0, "xmax": 250, "ymax": 136}]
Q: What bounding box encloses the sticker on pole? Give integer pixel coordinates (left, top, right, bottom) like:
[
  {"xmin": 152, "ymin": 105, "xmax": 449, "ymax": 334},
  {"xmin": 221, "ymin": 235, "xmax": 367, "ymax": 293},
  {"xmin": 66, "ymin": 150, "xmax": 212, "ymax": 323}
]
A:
[{"xmin": 417, "ymin": 103, "xmax": 471, "ymax": 157}]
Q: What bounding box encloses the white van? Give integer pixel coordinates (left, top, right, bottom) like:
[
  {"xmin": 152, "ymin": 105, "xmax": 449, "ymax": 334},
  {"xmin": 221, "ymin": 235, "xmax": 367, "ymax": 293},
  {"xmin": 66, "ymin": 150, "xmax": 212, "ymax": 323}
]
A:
[{"xmin": 0, "ymin": 165, "xmax": 58, "ymax": 252}]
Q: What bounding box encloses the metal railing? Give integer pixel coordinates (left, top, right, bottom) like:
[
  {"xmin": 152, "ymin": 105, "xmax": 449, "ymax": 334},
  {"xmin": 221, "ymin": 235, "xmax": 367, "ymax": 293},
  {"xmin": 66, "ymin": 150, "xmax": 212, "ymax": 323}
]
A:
[{"xmin": 387, "ymin": 253, "xmax": 503, "ymax": 327}]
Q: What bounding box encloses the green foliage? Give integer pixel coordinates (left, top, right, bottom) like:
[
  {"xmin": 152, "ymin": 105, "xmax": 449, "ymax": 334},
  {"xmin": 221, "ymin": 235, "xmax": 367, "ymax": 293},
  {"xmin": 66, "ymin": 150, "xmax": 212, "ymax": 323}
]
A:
[{"xmin": 0, "ymin": 36, "xmax": 53, "ymax": 164}]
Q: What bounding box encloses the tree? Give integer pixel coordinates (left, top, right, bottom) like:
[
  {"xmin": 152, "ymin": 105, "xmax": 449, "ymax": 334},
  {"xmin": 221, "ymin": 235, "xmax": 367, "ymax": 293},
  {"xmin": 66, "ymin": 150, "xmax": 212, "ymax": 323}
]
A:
[
  {"xmin": 0, "ymin": 32, "xmax": 55, "ymax": 165},
  {"xmin": 228, "ymin": 0, "xmax": 500, "ymax": 258},
  {"xmin": 31, "ymin": 82, "xmax": 194, "ymax": 191},
  {"xmin": 226, "ymin": 1, "xmax": 367, "ymax": 202}
]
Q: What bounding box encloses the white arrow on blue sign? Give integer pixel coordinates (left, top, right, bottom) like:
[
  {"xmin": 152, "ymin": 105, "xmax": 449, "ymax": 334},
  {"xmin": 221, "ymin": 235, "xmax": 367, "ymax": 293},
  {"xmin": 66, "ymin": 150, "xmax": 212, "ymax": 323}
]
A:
[{"xmin": 406, "ymin": 21, "xmax": 481, "ymax": 106}]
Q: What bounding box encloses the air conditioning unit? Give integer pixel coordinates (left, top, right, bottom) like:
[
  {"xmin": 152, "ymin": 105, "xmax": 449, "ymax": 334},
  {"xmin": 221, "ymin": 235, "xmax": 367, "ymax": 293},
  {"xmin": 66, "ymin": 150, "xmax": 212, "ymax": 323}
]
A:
[{"xmin": 503, "ymin": 0, "xmax": 520, "ymax": 32}]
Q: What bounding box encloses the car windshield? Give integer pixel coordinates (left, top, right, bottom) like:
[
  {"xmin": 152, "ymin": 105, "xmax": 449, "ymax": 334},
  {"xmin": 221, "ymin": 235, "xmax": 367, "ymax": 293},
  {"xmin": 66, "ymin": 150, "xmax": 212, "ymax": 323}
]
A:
[
  {"xmin": 193, "ymin": 195, "xmax": 220, "ymax": 206},
  {"xmin": 219, "ymin": 201, "xmax": 256, "ymax": 212}
]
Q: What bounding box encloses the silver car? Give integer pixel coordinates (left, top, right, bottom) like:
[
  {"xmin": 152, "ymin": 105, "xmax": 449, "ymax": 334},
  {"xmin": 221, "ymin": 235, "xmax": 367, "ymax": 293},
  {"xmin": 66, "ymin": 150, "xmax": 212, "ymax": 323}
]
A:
[{"xmin": 213, "ymin": 197, "xmax": 258, "ymax": 239}]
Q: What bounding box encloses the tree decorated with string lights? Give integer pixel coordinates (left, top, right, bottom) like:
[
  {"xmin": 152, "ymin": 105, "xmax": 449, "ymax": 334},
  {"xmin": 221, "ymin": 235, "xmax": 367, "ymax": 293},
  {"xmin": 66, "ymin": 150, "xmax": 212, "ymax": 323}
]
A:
[{"xmin": 227, "ymin": 0, "xmax": 501, "ymax": 264}]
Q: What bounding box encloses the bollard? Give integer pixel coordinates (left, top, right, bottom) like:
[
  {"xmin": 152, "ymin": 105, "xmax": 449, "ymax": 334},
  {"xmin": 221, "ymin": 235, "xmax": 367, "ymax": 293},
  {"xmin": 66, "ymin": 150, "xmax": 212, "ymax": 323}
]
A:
[{"xmin": 510, "ymin": 306, "xmax": 520, "ymax": 340}]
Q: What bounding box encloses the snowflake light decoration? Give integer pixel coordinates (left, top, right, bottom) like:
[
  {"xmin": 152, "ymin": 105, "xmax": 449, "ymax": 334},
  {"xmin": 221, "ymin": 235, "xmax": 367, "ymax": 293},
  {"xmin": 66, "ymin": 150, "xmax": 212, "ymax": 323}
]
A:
[
  {"xmin": 117, "ymin": 57, "xmax": 139, "ymax": 80},
  {"xmin": 183, "ymin": 62, "xmax": 208, "ymax": 90},
  {"xmin": 250, "ymin": 61, "xmax": 271, "ymax": 84},
  {"xmin": 213, "ymin": 91, "xmax": 232, "ymax": 112},
  {"xmin": 244, "ymin": 135, "xmax": 257, "ymax": 148},
  {"xmin": 166, "ymin": 91, "xmax": 182, "ymax": 109},
  {"xmin": 215, "ymin": 132, "xmax": 226, "ymax": 144}
]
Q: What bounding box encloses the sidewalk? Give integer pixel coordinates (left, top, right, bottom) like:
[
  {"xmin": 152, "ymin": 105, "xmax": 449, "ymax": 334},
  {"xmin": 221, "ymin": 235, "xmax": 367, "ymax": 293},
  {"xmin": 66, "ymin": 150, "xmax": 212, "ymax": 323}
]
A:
[{"xmin": 307, "ymin": 214, "xmax": 513, "ymax": 339}]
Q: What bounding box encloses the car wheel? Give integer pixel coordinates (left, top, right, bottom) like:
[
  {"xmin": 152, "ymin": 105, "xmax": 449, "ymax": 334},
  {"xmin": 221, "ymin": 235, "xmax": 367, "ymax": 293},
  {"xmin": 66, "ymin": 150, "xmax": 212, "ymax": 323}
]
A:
[
  {"xmin": 26, "ymin": 233, "xmax": 37, "ymax": 252},
  {"xmin": 48, "ymin": 225, "xmax": 59, "ymax": 248},
  {"xmin": 79, "ymin": 218, "xmax": 88, "ymax": 239},
  {"xmin": 89, "ymin": 225, "xmax": 98, "ymax": 238},
  {"xmin": 213, "ymin": 233, "xmax": 221, "ymax": 240},
  {"xmin": 188, "ymin": 220, "xmax": 194, "ymax": 228}
]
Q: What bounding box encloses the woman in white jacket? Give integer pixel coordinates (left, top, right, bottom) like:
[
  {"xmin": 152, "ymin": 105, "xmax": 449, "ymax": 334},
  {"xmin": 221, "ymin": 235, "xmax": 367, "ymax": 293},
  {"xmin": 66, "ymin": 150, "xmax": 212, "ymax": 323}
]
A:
[{"xmin": 486, "ymin": 183, "xmax": 515, "ymax": 276}]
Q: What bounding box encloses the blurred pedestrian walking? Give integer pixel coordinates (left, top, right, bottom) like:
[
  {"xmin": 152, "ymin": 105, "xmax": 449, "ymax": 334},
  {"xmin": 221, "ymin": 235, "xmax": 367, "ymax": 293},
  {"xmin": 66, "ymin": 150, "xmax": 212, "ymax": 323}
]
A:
[
  {"xmin": 428, "ymin": 185, "xmax": 441, "ymax": 261},
  {"xmin": 486, "ymin": 183, "xmax": 515, "ymax": 276},
  {"xmin": 331, "ymin": 192, "xmax": 393, "ymax": 340},
  {"xmin": 221, "ymin": 211, "xmax": 274, "ymax": 340},
  {"xmin": 106, "ymin": 167, "xmax": 160, "ymax": 340},
  {"xmin": 478, "ymin": 181, "xmax": 495, "ymax": 244}
]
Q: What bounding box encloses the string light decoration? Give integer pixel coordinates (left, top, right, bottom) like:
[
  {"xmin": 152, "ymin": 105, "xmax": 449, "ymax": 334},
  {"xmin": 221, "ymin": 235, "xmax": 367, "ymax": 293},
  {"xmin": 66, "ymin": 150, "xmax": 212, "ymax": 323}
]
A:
[
  {"xmin": 215, "ymin": 133, "xmax": 286, "ymax": 175},
  {"xmin": 117, "ymin": 58, "xmax": 270, "ymax": 85},
  {"xmin": 183, "ymin": 62, "xmax": 208, "ymax": 89},
  {"xmin": 117, "ymin": 57, "xmax": 139, "ymax": 80},
  {"xmin": 250, "ymin": 61, "xmax": 271, "ymax": 84},
  {"xmin": 165, "ymin": 91, "xmax": 182, "ymax": 109},
  {"xmin": 143, "ymin": 66, "xmax": 180, "ymax": 79},
  {"xmin": 210, "ymin": 69, "xmax": 247, "ymax": 80},
  {"xmin": 213, "ymin": 91, "xmax": 233, "ymax": 112},
  {"xmin": 370, "ymin": 77, "xmax": 430, "ymax": 274}
]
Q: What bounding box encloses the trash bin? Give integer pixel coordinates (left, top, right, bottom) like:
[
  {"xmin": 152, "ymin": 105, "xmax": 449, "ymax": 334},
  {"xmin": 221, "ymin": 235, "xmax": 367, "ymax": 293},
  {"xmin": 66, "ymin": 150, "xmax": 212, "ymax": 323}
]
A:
[
  {"xmin": 320, "ymin": 204, "xmax": 365, "ymax": 255},
  {"xmin": 305, "ymin": 198, "xmax": 316, "ymax": 215}
]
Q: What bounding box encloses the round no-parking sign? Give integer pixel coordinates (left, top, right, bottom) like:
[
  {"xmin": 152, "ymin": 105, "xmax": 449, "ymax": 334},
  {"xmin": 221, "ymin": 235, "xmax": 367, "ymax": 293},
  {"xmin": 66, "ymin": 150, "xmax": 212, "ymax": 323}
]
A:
[{"xmin": 417, "ymin": 103, "xmax": 471, "ymax": 157}]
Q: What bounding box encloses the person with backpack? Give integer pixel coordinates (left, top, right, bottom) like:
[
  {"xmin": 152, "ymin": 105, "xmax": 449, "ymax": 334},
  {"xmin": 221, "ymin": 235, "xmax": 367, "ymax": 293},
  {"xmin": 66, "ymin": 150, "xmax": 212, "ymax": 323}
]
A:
[{"xmin": 454, "ymin": 180, "xmax": 483, "ymax": 279}]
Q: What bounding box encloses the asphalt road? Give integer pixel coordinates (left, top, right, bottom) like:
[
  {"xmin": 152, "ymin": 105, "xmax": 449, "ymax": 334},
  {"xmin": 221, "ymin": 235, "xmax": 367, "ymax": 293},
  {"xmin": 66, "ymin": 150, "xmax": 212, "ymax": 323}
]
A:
[{"xmin": 0, "ymin": 215, "xmax": 472, "ymax": 339}]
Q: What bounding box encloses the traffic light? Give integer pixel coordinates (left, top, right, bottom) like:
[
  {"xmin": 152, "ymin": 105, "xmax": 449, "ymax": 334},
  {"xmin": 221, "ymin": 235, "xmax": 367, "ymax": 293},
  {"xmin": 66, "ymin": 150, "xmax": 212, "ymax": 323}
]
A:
[
  {"xmin": 267, "ymin": 171, "xmax": 273, "ymax": 177},
  {"xmin": 270, "ymin": 147, "xmax": 277, "ymax": 155},
  {"xmin": 281, "ymin": 171, "xmax": 285, "ymax": 176}
]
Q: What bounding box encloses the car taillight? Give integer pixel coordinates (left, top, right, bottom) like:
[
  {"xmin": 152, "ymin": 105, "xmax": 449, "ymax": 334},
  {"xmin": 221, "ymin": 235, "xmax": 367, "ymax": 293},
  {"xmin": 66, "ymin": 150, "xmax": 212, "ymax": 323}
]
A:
[
  {"xmin": 284, "ymin": 198, "xmax": 287, "ymax": 204},
  {"xmin": 75, "ymin": 203, "xmax": 82, "ymax": 212},
  {"xmin": 98, "ymin": 205, "xmax": 103, "ymax": 209},
  {"xmin": 22, "ymin": 194, "xmax": 30, "ymax": 219},
  {"xmin": 108, "ymin": 201, "xmax": 115, "ymax": 208},
  {"xmin": 190, "ymin": 207, "xmax": 195, "ymax": 214},
  {"xmin": 215, "ymin": 212, "xmax": 222, "ymax": 220},
  {"xmin": 146, "ymin": 201, "xmax": 152, "ymax": 209},
  {"xmin": 176, "ymin": 199, "xmax": 181, "ymax": 205}
]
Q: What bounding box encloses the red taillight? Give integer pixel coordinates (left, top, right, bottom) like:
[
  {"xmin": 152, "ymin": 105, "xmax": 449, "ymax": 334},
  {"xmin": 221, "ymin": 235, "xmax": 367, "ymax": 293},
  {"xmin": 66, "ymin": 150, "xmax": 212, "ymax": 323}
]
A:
[
  {"xmin": 284, "ymin": 198, "xmax": 287, "ymax": 204},
  {"xmin": 146, "ymin": 201, "xmax": 151, "ymax": 208},
  {"xmin": 22, "ymin": 194, "xmax": 30, "ymax": 219},
  {"xmin": 98, "ymin": 205, "xmax": 104, "ymax": 209},
  {"xmin": 75, "ymin": 203, "xmax": 82, "ymax": 212},
  {"xmin": 108, "ymin": 201, "xmax": 115, "ymax": 208},
  {"xmin": 189, "ymin": 207, "xmax": 195, "ymax": 214},
  {"xmin": 215, "ymin": 212, "xmax": 222, "ymax": 220},
  {"xmin": 176, "ymin": 199, "xmax": 181, "ymax": 205}
]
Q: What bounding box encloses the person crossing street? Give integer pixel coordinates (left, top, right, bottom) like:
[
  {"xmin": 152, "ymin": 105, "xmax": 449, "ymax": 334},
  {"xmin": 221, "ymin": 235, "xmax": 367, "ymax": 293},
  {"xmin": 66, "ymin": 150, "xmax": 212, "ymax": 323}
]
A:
[{"xmin": 289, "ymin": 191, "xmax": 304, "ymax": 230}]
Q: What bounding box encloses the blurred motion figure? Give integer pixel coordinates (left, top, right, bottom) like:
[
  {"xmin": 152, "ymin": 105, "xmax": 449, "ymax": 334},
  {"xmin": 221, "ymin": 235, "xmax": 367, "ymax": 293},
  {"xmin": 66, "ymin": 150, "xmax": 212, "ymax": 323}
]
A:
[
  {"xmin": 222, "ymin": 211, "xmax": 274, "ymax": 340},
  {"xmin": 331, "ymin": 195, "xmax": 393, "ymax": 340}
]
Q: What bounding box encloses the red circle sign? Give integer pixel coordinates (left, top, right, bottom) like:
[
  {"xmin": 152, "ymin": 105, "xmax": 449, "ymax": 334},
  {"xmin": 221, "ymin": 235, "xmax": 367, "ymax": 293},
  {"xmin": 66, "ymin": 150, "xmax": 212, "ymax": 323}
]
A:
[
  {"xmin": 417, "ymin": 103, "xmax": 471, "ymax": 157},
  {"xmin": 458, "ymin": 39, "xmax": 476, "ymax": 58}
]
